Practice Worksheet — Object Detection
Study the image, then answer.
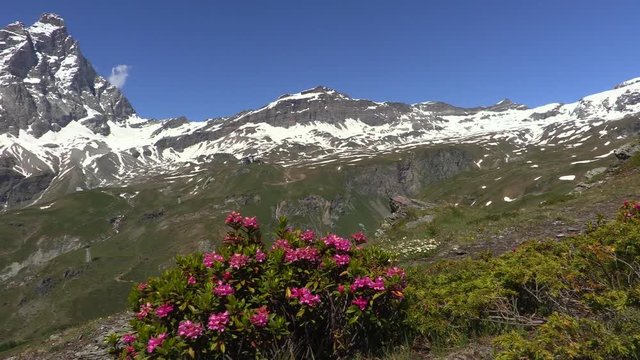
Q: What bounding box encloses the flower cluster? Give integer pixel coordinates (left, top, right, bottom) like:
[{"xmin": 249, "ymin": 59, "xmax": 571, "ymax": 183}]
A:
[
  {"xmin": 113, "ymin": 211, "xmax": 408, "ymax": 359},
  {"xmin": 386, "ymin": 267, "xmax": 406, "ymax": 279},
  {"xmin": 250, "ymin": 306, "xmax": 269, "ymax": 327},
  {"xmin": 155, "ymin": 303, "xmax": 174, "ymax": 318},
  {"xmin": 351, "ymin": 231, "xmax": 367, "ymax": 244},
  {"xmin": 121, "ymin": 334, "xmax": 136, "ymax": 344},
  {"xmin": 146, "ymin": 333, "xmax": 167, "ymax": 353},
  {"xmin": 333, "ymin": 254, "xmax": 350, "ymax": 266},
  {"xmin": 271, "ymin": 239, "xmax": 291, "ymax": 250},
  {"xmin": 225, "ymin": 211, "xmax": 243, "ymax": 228},
  {"xmin": 284, "ymin": 246, "xmax": 320, "ymax": 264},
  {"xmin": 242, "ymin": 216, "xmax": 259, "ymax": 230},
  {"xmin": 300, "ymin": 229, "xmax": 315, "ymax": 243},
  {"xmin": 289, "ymin": 287, "xmax": 321, "ymax": 307},
  {"xmin": 351, "ymin": 276, "xmax": 385, "ymax": 291},
  {"xmin": 137, "ymin": 282, "xmax": 148, "ymax": 291},
  {"xmin": 203, "ymin": 251, "xmax": 224, "ymax": 268},
  {"xmin": 255, "ymin": 249, "xmax": 267, "ymax": 262},
  {"xmin": 137, "ymin": 302, "xmax": 153, "ymax": 320},
  {"xmin": 208, "ymin": 311, "xmax": 230, "ymax": 332},
  {"xmin": 214, "ymin": 281, "xmax": 234, "ymax": 297},
  {"xmin": 352, "ymin": 296, "xmax": 369, "ymax": 310},
  {"xmin": 323, "ymin": 234, "xmax": 352, "ymax": 252},
  {"xmin": 229, "ymin": 253, "xmax": 249, "ymax": 269},
  {"xmin": 178, "ymin": 320, "xmax": 203, "ymax": 339}
]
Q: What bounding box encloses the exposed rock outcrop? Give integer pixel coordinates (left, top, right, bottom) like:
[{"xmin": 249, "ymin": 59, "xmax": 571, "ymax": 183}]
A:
[{"xmin": 0, "ymin": 13, "xmax": 135, "ymax": 138}]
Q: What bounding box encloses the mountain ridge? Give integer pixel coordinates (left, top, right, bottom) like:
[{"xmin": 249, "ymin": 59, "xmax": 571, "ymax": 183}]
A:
[{"xmin": 1, "ymin": 14, "xmax": 640, "ymax": 210}]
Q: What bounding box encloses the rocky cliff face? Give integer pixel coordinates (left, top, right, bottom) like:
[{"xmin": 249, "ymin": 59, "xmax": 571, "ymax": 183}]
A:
[
  {"xmin": 0, "ymin": 13, "xmax": 135, "ymax": 137},
  {"xmin": 347, "ymin": 147, "xmax": 475, "ymax": 197}
]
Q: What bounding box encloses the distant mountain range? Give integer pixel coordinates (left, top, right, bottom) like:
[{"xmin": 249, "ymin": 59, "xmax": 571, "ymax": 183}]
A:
[{"xmin": 1, "ymin": 13, "xmax": 640, "ymax": 209}]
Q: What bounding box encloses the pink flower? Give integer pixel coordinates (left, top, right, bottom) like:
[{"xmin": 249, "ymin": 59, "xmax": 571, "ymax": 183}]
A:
[
  {"xmin": 300, "ymin": 229, "xmax": 315, "ymax": 243},
  {"xmin": 137, "ymin": 282, "xmax": 148, "ymax": 291},
  {"xmin": 352, "ymin": 296, "xmax": 368, "ymax": 310},
  {"xmin": 137, "ymin": 302, "xmax": 153, "ymax": 319},
  {"xmin": 323, "ymin": 234, "xmax": 340, "ymax": 247},
  {"xmin": 272, "ymin": 239, "xmax": 292, "ymax": 250},
  {"xmin": 333, "ymin": 254, "xmax": 350, "ymax": 266},
  {"xmin": 372, "ymin": 276, "xmax": 385, "ymax": 291},
  {"xmin": 255, "ymin": 249, "xmax": 267, "ymax": 263},
  {"xmin": 214, "ymin": 281, "xmax": 235, "ymax": 296},
  {"xmin": 337, "ymin": 284, "xmax": 346, "ymax": 294},
  {"xmin": 208, "ymin": 311, "xmax": 230, "ymax": 332},
  {"xmin": 187, "ymin": 275, "xmax": 197, "ymax": 285},
  {"xmin": 284, "ymin": 246, "xmax": 320, "ymax": 264},
  {"xmin": 229, "ymin": 253, "xmax": 249, "ymax": 269},
  {"xmin": 222, "ymin": 271, "xmax": 232, "ymax": 281},
  {"xmin": 250, "ymin": 306, "xmax": 269, "ymax": 327},
  {"xmin": 243, "ymin": 216, "xmax": 259, "ymax": 230},
  {"xmin": 155, "ymin": 303, "xmax": 174, "ymax": 318},
  {"xmin": 225, "ymin": 211, "xmax": 243, "ymax": 228},
  {"xmin": 121, "ymin": 333, "xmax": 136, "ymax": 345},
  {"xmin": 351, "ymin": 276, "xmax": 374, "ymax": 291},
  {"xmin": 289, "ymin": 287, "xmax": 321, "ymax": 307},
  {"xmin": 335, "ymin": 238, "xmax": 352, "ymax": 252},
  {"xmin": 323, "ymin": 234, "xmax": 352, "ymax": 252},
  {"xmin": 385, "ymin": 267, "xmax": 406, "ymax": 279},
  {"xmin": 178, "ymin": 320, "xmax": 203, "ymax": 339},
  {"xmin": 351, "ymin": 231, "xmax": 367, "ymax": 244},
  {"xmin": 146, "ymin": 333, "xmax": 167, "ymax": 353},
  {"xmin": 203, "ymin": 252, "xmax": 225, "ymax": 268}
]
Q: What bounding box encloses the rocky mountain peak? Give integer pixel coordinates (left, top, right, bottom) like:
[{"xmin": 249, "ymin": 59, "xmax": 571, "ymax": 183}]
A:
[
  {"xmin": 275, "ymin": 85, "xmax": 351, "ymax": 102},
  {"xmin": 4, "ymin": 21, "xmax": 27, "ymax": 33},
  {"xmin": 486, "ymin": 98, "xmax": 528, "ymax": 112},
  {"xmin": 27, "ymin": 13, "xmax": 69, "ymax": 46},
  {"xmin": 0, "ymin": 14, "xmax": 135, "ymax": 138},
  {"xmin": 36, "ymin": 13, "xmax": 66, "ymax": 27},
  {"xmin": 302, "ymin": 85, "xmax": 350, "ymax": 97}
]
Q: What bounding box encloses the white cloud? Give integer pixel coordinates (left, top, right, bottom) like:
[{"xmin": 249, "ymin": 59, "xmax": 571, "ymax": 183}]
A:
[{"xmin": 108, "ymin": 64, "xmax": 131, "ymax": 89}]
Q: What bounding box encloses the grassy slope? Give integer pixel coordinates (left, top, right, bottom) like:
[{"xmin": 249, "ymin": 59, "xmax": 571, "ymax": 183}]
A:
[
  {"xmin": 0, "ymin": 162, "xmax": 388, "ymax": 346},
  {"xmin": 0, "ymin": 127, "xmax": 637, "ymax": 353}
]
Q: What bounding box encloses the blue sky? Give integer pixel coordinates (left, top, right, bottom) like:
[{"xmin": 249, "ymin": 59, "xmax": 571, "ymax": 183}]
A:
[{"xmin": 3, "ymin": 1, "xmax": 640, "ymax": 120}]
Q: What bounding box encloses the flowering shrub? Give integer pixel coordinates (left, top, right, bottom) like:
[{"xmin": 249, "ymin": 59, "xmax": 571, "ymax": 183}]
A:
[{"xmin": 108, "ymin": 212, "xmax": 407, "ymax": 359}]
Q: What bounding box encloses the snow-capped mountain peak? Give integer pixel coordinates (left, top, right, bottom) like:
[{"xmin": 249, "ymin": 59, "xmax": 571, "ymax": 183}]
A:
[{"xmin": 0, "ymin": 13, "xmax": 135, "ymax": 138}]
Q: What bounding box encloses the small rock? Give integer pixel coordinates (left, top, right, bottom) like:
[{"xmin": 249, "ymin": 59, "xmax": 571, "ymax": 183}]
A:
[
  {"xmin": 452, "ymin": 247, "xmax": 467, "ymax": 256},
  {"xmin": 556, "ymin": 233, "xmax": 566, "ymax": 238}
]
